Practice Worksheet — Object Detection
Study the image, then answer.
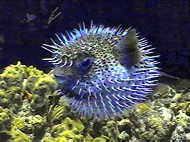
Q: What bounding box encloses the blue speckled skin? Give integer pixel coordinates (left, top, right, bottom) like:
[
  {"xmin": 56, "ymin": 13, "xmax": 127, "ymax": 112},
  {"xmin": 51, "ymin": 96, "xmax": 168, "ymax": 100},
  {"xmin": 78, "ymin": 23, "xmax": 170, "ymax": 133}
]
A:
[{"xmin": 42, "ymin": 22, "xmax": 160, "ymax": 119}]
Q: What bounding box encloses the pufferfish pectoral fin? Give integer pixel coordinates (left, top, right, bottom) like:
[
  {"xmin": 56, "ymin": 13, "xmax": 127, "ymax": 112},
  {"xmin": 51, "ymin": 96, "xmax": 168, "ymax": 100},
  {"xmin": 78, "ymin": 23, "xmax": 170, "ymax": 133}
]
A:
[{"xmin": 118, "ymin": 29, "xmax": 142, "ymax": 68}]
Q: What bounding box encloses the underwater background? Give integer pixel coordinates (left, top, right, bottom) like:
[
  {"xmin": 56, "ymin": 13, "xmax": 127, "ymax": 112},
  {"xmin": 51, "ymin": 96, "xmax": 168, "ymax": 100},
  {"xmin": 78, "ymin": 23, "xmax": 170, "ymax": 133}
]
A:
[
  {"xmin": 0, "ymin": 0, "xmax": 190, "ymax": 142},
  {"xmin": 0, "ymin": 0, "xmax": 189, "ymax": 79}
]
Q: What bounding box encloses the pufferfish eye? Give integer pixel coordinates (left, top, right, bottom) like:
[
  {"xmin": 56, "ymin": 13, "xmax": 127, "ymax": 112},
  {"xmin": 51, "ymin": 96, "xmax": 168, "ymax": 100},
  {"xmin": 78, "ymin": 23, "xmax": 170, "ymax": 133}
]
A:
[{"xmin": 72, "ymin": 53, "xmax": 93, "ymax": 75}]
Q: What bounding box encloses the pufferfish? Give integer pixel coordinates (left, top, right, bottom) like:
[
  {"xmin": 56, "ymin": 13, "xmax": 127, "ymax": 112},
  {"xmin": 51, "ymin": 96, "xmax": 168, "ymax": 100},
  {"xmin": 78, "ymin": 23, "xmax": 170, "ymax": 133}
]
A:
[{"xmin": 42, "ymin": 22, "xmax": 160, "ymax": 119}]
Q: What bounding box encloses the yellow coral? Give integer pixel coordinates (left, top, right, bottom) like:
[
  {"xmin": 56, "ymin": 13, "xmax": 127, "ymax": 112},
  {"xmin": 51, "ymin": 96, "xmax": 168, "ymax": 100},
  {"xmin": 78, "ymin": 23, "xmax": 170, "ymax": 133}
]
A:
[
  {"xmin": 22, "ymin": 65, "xmax": 57, "ymax": 96},
  {"xmin": 0, "ymin": 89, "xmax": 9, "ymax": 106},
  {"xmin": 93, "ymin": 135, "xmax": 110, "ymax": 142},
  {"xmin": 93, "ymin": 137, "xmax": 107, "ymax": 142},
  {"xmin": 52, "ymin": 117, "xmax": 84, "ymax": 135},
  {"xmin": 139, "ymin": 131, "xmax": 155, "ymax": 140},
  {"xmin": 176, "ymin": 110, "xmax": 189, "ymax": 127},
  {"xmin": 136, "ymin": 103, "xmax": 150, "ymax": 115},
  {"xmin": 26, "ymin": 65, "xmax": 44, "ymax": 77},
  {"xmin": 11, "ymin": 115, "xmax": 46, "ymax": 134},
  {"xmin": 0, "ymin": 62, "xmax": 27, "ymax": 86},
  {"xmin": 6, "ymin": 129, "xmax": 31, "ymax": 142},
  {"xmin": 147, "ymin": 117, "xmax": 162, "ymax": 129},
  {"xmin": 0, "ymin": 106, "xmax": 13, "ymax": 131},
  {"xmin": 50, "ymin": 117, "xmax": 85, "ymax": 141},
  {"xmin": 0, "ymin": 62, "xmax": 113, "ymax": 142},
  {"xmin": 33, "ymin": 75, "xmax": 57, "ymax": 95},
  {"xmin": 42, "ymin": 137, "xmax": 67, "ymax": 142},
  {"xmin": 48, "ymin": 105, "xmax": 65, "ymax": 123},
  {"xmin": 172, "ymin": 93, "xmax": 182, "ymax": 102}
]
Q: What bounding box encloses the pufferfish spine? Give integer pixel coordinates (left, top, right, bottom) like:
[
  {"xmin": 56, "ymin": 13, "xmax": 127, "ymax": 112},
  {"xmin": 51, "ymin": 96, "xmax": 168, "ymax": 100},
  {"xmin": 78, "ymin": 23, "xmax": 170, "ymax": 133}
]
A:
[{"xmin": 42, "ymin": 22, "xmax": 160, "ymax": 119}]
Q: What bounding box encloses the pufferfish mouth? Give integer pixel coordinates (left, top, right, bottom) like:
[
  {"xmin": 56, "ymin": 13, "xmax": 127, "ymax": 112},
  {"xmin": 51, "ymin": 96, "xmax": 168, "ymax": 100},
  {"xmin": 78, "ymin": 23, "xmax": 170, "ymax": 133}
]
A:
[{"xmin": 42, "ymin": 22, "xmax": 160, "ymax": 119}]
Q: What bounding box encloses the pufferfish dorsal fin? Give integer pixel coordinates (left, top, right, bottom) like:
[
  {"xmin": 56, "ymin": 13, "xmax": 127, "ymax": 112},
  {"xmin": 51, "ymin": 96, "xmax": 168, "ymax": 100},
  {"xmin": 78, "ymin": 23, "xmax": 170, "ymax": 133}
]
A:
[{"xmin": 118, "ymin": 28, "xmax": 141, "ymax": 68}]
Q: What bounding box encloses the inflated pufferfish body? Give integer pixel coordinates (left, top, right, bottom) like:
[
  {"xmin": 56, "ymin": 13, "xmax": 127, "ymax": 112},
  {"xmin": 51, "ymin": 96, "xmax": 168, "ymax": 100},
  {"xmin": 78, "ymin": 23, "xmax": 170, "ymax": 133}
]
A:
[{"xmin": 42, "ymin": 23, "xmax": 160, "ymax": 119}]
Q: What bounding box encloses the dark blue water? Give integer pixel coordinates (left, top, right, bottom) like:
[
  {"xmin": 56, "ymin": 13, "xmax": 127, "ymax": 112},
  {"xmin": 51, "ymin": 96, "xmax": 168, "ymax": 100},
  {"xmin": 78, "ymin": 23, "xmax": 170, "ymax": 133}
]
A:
[{"xmin": 0, "ymin": 0, "xmax": 189, "ymax": 79}]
